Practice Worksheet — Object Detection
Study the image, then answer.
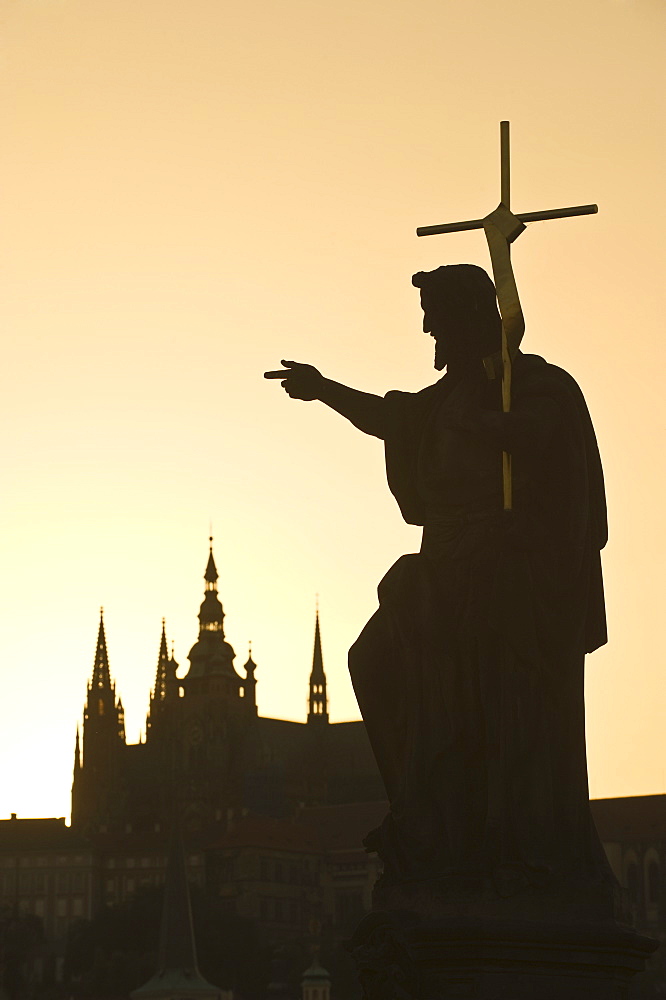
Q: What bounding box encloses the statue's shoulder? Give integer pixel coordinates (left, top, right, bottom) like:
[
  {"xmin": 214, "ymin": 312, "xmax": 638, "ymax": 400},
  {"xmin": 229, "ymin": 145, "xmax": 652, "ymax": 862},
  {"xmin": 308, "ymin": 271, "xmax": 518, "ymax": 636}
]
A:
[
  {"xmin": 385, "ymin": 377, "xmax": 445, "ymax": 402},
  {"xmin": 516, "ymin": 354, "xmax": 587, "ymax": 403}
]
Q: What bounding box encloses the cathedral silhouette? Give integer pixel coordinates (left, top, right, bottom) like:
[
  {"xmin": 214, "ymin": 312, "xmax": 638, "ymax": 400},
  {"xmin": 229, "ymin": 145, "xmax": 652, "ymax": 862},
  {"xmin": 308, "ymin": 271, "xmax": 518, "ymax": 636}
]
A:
[{"xmin": 71, "ymin": 539, "xmax": 384, "ymax": 837}]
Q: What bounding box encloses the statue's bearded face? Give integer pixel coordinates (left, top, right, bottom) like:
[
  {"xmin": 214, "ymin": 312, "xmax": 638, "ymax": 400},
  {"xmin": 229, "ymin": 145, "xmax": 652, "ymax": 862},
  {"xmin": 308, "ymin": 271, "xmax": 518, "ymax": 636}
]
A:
[{"xmin": 420, "ymin": 293, "xmax": 469, "ymax": 371}]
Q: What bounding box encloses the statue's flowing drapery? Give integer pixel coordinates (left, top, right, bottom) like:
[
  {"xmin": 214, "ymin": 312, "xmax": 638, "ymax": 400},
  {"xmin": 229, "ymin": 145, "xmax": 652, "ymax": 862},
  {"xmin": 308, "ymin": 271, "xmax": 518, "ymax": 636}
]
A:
[{"xmin": 349, "ymin": 353, "xmax": 610, "ymax": 887}]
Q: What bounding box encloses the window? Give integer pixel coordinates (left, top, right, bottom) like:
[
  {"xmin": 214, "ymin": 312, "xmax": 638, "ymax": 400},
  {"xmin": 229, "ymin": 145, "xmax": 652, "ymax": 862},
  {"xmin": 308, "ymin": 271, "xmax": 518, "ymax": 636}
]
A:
[
  {"xmin": 56, "ymin": 898, "xmax": 67, "ymax": 917},
  {"xmin": 34, "ymin": 899, "xmax": 45, "ymax": 918},
  {"xmin": 98, "ymin": 698, "xmax": 105, "ymax": 715},
  {"xmin": 57, "ymin": 873, "xmax": 69, "ymax": 892},
  {"xmin": 72, "ymin": 898, "xmax": 84, "ymax": 917}
]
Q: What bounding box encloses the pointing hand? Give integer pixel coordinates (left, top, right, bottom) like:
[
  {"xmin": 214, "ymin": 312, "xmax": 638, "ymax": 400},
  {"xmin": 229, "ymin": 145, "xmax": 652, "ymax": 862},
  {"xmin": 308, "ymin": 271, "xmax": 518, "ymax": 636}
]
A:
[{"xmin": 264, "ymin": 360, "xmax": 324, "ymax": 401}]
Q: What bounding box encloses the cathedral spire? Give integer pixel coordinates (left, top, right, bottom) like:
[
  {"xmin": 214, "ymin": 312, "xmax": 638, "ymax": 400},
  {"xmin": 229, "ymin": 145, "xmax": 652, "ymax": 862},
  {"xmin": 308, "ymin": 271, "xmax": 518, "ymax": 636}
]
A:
[
  {"xmin": 73, "ymin": 726, "xmax": 81, "ymax": 773},
  {"xmin": 147, "ymin": 621, "xmax": 178, "ymax": 741},
  {"xmin": 204, "ymin": 536, "xmax": 218, "ymax": 590},
  {"xmin": 153, "ymin": 620, "xmax": 170, "ymax": 703},
  {"xmin": 308, "ymin": 604, "xmax": 328, "ymax": 724},
  {"xmin": 131, "ymin": 817, "xmax": 219, "ymax": 1000},
  {"xmin": 90, "ymin": 608, "xmax": 112, "ymax": 691}
]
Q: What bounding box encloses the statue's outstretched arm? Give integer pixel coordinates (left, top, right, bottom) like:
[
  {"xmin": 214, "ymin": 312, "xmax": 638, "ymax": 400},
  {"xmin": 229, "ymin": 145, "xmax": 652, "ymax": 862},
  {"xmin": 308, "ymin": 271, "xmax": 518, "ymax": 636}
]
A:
[{"xmin": 265, "ymin": 360, "xmax": 386, "ymax": 439}]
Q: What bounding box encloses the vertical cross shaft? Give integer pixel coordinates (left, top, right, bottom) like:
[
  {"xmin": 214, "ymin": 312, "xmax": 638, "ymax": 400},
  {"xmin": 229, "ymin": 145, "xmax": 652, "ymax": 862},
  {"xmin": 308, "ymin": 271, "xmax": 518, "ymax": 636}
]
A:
[{"xmin": 500, "ymin": 121, "xmax": 512, "ymax": 511}]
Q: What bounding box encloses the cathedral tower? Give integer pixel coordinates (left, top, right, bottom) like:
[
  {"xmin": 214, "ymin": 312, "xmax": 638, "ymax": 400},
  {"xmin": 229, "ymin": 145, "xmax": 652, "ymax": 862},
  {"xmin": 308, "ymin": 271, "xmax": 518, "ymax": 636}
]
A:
[
  {"xmin": 71, "ymin": 610, "xmax": 126, "ymax": 830},
  {"xmin": 182, "ymin": 538, "xmax": 243, "ymax": 702}
]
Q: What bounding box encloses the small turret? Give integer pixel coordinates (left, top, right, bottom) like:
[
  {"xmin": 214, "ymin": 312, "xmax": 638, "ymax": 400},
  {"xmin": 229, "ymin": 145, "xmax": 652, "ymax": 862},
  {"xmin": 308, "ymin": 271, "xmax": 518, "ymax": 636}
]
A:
[{"xmin": 243, "ymin": 642, "xmax": 258, "ymax": 715}]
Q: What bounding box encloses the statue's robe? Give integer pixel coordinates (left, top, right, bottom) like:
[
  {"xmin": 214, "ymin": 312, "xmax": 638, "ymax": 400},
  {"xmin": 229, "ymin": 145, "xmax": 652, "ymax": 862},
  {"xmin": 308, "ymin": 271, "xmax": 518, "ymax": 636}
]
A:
[{"xmin": 348, "ymin": 352, "xmax": 610, "ymax": 887}]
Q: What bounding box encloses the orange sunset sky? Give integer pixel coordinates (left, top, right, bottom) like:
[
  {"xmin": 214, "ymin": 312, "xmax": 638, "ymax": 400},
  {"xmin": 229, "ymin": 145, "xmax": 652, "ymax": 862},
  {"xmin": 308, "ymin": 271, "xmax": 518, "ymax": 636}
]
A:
[{"xmin": 1, "ymin": 0, "xmax": 664, "ymax": 820}]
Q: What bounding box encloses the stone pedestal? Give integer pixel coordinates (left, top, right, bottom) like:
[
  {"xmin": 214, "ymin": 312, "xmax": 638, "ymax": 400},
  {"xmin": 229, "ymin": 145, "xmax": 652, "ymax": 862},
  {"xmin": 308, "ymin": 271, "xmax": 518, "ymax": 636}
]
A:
[{"xmin": 348, "ymin": 875, "xmax": 657, "ymax": 1000}]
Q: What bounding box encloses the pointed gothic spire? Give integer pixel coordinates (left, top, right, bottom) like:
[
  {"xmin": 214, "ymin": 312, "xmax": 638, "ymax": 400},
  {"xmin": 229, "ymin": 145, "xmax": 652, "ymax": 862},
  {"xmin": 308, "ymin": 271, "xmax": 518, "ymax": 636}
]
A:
[
  {"xmin": 131, "ymin": 818, "xmax": 220, "ymax": 1000},
  {"xmin": 73, "ymin": 726, "xmax": 81, "ymax": 773},
  {"xmin": 204, "ymin": 536, "xmax": 218, "ymax": 588},
  {"xmin": 153, "ymin": 620, "xmax": 170, "ymax": 703},
  {"xmin": 312, "ymin": 607, "xmax": 324, "ymax": 679},
  {"xmin": 308, "ymin": 604, "xmax": 328, "ymax": 724},
  {"xmin": 91, "ymin": 608, "xmax": 112, "ymax": 690}
]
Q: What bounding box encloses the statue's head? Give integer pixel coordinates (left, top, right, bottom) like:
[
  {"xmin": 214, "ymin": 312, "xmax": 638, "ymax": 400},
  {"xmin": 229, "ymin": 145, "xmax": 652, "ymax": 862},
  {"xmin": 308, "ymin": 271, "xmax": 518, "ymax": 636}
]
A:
[{"xmin": 412, "ymin": 264, "xmax": 502, "ymax": 371}]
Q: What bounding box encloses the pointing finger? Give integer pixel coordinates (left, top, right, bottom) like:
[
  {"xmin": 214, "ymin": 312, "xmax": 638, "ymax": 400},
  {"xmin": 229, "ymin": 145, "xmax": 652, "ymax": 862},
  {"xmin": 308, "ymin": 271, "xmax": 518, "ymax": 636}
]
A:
[{"xmin": 264, "ymin": 370, "xmax": 291, "ymax": 379}]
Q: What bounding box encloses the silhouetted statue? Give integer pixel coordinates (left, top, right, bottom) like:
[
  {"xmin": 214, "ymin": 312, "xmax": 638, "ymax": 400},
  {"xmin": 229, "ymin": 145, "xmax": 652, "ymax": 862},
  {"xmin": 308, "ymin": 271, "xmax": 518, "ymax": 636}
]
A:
[{"xmin": 265, "ymin": 264, "xmax": 610, "ymax": 896}]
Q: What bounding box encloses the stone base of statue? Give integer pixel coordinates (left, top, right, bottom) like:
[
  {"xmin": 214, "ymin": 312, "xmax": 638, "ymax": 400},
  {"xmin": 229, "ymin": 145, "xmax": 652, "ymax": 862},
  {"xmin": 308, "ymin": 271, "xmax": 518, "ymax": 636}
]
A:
[{"xmin": 348, "ymin": 874, "xmax": 657, "ymax": 1000}]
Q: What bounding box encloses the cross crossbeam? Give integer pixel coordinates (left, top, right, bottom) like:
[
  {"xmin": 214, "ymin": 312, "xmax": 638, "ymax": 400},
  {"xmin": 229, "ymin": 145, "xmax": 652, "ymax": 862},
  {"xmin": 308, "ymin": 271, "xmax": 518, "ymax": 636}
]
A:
[{"xmin": 416, "ymin": 203, "xmax": 598, "ymax": 238}]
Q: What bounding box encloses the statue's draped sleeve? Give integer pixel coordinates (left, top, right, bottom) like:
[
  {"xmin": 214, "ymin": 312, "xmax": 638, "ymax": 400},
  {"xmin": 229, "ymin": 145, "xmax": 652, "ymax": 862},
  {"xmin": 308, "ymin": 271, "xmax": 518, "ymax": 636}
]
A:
[{"xmin": 383, "ymin": 381, "xmax": 444, "ymax": 527}]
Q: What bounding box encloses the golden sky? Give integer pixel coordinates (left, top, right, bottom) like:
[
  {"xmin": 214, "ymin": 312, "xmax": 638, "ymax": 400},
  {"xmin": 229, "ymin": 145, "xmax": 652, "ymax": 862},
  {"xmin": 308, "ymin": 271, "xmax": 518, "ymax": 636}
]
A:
[{"xmin": 1, "ymin": 0, "xmax": 664, "ymax": 819}]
